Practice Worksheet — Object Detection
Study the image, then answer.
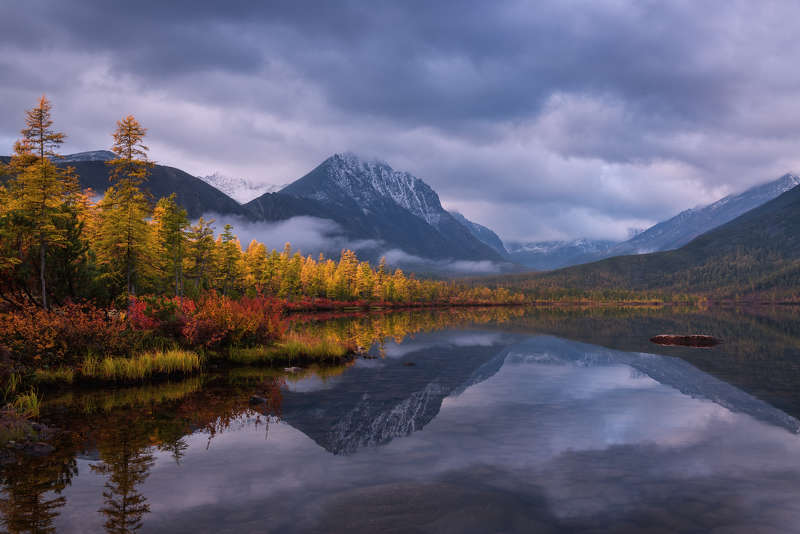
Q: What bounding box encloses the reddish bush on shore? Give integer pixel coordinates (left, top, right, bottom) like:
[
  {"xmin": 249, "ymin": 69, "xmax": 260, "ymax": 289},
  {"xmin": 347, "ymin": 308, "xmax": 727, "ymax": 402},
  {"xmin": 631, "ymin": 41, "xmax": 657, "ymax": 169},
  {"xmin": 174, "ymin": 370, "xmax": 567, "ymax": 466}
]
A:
[
  {"xmin": 0, "ymin": 302, "xmax": 141, "ymax": 366},
  {"xmin": 181, "ymin": 292, "xmax": 286, "ymax": 348}
]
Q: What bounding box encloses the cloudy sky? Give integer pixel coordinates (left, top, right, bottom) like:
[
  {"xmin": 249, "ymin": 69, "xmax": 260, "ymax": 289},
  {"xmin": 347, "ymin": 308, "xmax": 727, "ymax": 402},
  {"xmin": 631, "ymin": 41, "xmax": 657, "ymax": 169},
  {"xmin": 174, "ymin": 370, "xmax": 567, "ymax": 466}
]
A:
[{"xmin": 3, "ymin": 0, "xmax": 800, "ymax": 242}]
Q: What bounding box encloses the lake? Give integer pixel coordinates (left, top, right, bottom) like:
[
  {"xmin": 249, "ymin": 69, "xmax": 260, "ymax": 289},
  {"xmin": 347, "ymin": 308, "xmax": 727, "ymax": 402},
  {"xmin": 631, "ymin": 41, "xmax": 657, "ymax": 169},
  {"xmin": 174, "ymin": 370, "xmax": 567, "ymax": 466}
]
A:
[{"xmin": 5, "ymin": 306, "xmax": 800, "ymax": 533}]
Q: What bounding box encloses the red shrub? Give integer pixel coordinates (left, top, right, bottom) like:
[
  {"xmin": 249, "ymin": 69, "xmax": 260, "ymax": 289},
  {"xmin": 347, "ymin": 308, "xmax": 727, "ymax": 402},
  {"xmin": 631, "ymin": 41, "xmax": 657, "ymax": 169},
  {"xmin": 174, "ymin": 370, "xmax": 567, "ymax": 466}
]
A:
[
  {"xmin": 0, "ymin": 302, "xmax": 141, "ymax": 366},
  {"xmin": 181, "ymin": 292, "xmax": 286, "ymax": 348},
  {"xmin": 128, "ymin": 296, "xmax": 187, "ymax": 336}
]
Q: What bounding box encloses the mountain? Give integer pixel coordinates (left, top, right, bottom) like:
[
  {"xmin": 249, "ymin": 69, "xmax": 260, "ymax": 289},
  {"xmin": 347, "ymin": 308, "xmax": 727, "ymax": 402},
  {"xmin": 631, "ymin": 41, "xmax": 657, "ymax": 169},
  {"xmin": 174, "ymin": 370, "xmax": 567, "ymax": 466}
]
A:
[
  {"xmin": 611, "ymin": 173, "xmax": 800, "ymax": 255},
  {"xmin": 56, "ymin": 150, "xmax": 115, "ymax": 163},
  {"xmin": 495, "ymin": 183, "xmax": 800, "ymax": 297},
  {"xmin": 249, "ymin": 153, "xmax": 506, "ymax": 263},
  {"xmin": 199, "ymin": 172, "xmax": 285, "ymax": 204},
  {"xmin": 504, "ymin": 239, "xmax": 617, "ymax": 270},
  {"xmin": 505, "ymin": 173, "xmax": 800, "ymax": 271},
  {"xmin": 448, "ymin": 211, "xmax": 507, "ymax": 256}
]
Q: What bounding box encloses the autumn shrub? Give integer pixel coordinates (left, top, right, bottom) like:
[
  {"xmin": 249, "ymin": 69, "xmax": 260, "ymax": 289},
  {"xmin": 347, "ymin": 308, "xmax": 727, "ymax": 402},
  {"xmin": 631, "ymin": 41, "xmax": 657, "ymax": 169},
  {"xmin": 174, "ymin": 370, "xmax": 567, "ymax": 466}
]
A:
[
  {"xmin": 0, "ymin": 302, "xmax": 144, "ymax": 367},
  {"xmin": 128, "ymin": 296, "xmax": 186, "ymax": 336},
  {"xmin": 181, "ymin": 292, "xmax": 286, "ymax": 348}
]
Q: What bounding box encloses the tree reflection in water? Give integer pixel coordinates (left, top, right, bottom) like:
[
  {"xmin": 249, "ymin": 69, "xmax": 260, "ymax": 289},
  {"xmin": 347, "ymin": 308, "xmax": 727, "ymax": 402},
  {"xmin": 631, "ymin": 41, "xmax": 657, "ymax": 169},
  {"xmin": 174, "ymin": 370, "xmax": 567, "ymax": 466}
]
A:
[
  {"xmin": 0, "ymin": 433, "xmax": 77, "ymax": 534},
  {"xmin": 91, "ymin": 417, "xmax": 155, "ymax": 534},
  {"xmin": 0, "ymin": 307, "xmax": 522, "ymax": 532}
]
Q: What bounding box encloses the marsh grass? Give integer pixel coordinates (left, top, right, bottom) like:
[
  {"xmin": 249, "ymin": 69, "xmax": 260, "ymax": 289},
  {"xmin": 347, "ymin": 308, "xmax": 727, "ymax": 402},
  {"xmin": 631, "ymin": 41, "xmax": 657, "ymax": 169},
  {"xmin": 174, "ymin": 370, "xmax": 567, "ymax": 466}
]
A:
[
  {"xmin": 81, "ymin": 349, "xmax": 202, "ymax": 382},
  {"xmin": 33, "ymin": 367, "xmax": 75, "ymax": 385},
  {"xmin": 228, "ymin": 333, "xmax": 352, "ymax": 365},
  {"xmin": 12, "ymin": 388, "xmax": 42, "ymax": 418},
  {"xmin": 3, "ymin": 372, "xmax": 20, "ymax": 401}
]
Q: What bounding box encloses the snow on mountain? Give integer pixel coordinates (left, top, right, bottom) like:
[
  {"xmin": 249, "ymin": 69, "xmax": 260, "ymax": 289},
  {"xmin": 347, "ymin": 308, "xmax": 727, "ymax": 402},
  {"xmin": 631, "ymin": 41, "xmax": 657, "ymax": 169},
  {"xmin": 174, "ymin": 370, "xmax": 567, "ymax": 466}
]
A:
[
  {"xmin": 56, "ymin": 150, "xmax": 115, "ymax": 162},
  {"xmin": 299, "ymin": 152, "xmax": 445, "ymax": 226},
  {"xmin": 199, "ymin": 172, "xmax": 285, "ymax": 204}
]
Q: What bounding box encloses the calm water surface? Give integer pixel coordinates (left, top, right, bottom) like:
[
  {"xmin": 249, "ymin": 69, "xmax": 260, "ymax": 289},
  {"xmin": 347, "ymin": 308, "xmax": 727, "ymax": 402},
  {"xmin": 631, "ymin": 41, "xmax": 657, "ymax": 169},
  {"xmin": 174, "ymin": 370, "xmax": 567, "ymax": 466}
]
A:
[{"xmin": 6, "ymin": 307, "xmax": 800, "ymax": 533}]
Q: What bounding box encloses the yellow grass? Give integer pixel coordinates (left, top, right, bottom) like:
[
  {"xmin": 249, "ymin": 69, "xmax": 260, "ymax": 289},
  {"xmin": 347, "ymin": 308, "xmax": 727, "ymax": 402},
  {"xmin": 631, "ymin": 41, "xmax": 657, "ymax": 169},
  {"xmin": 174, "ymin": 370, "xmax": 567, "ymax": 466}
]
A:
[
  {"xmin": 81, "ymin": 349, "xmax": 202, "ymax": 382},
  {"xmin": 228, "ymin": 333, "xmax": 352, "ymax": 364}
]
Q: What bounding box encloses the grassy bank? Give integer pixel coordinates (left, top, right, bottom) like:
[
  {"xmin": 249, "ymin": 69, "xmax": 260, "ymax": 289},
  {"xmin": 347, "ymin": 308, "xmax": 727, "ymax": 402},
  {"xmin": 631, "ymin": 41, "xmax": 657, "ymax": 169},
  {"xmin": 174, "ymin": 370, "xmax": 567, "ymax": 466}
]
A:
[
  {"xmin": 228, "ymin": 333, "xmax": 352, "ymax": 365},
  {"xmin": 25, "ymin": 334, "xmax": 355, "ymax": 387}
]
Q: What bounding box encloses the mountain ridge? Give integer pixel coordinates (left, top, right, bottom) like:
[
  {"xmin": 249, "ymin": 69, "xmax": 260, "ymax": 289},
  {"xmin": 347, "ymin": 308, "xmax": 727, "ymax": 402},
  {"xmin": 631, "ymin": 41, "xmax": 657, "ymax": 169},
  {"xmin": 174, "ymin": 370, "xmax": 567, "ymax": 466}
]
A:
[
  {"xmin": 495, "ymin": 182, "xmax": 800, "ymax": 297},
  {"xmin": 610, "ymin": 173, "xmax": 800, "ymax": 256}
]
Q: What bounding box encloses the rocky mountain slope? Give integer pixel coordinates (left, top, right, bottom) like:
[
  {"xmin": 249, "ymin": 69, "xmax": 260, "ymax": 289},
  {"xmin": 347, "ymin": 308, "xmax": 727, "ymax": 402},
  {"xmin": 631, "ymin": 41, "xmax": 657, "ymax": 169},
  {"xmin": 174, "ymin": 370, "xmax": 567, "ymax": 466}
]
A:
[{"xmin": 448, "ymin": 211, "xmax": 508, "ymax": 257}]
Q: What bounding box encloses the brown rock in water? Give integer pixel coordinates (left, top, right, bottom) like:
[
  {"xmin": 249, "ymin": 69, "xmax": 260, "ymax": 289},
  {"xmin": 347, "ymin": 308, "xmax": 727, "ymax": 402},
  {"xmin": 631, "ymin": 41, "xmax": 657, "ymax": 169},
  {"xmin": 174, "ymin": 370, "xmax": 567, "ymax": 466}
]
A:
[{"xmin": 650, "ymin": 334, "xmax": 721, "ymax": 347}]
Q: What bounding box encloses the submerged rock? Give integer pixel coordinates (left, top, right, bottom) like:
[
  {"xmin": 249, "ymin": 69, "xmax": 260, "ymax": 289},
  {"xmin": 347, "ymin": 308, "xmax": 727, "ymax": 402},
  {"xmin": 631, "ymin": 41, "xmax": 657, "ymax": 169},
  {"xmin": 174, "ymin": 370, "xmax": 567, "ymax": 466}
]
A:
[{"xmin": 650, "ymin": 334, "xmax": 721, "ymax": 347}]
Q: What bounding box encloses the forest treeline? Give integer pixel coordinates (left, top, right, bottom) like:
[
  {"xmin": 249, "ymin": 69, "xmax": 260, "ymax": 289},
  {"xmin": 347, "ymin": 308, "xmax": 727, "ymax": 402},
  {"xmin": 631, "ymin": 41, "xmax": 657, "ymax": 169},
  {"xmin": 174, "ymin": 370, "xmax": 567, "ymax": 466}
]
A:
[{"xmin": 0, "ymin": 96, "xmax": 522, "ymax": 310}]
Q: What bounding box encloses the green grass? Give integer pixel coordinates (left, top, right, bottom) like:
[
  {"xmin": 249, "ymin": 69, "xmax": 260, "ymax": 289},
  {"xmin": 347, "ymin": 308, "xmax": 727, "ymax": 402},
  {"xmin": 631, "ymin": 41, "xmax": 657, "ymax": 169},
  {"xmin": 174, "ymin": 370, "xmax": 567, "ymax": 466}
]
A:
[
  {"xmin": 81, "ymin": 349, "xmax": 202, "ymax": 382},
  {"xmin": 229, "ymin": 334, "xmax": 352, "ymax": 365}
]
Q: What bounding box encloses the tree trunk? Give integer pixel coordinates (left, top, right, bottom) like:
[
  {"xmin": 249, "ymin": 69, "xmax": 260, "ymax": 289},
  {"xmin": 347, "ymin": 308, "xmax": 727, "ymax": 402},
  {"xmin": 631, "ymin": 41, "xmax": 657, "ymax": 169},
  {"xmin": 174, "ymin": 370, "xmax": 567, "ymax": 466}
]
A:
[{"xmin": 40, "ymin": 240, "xmax": 48, "ymax": 310}]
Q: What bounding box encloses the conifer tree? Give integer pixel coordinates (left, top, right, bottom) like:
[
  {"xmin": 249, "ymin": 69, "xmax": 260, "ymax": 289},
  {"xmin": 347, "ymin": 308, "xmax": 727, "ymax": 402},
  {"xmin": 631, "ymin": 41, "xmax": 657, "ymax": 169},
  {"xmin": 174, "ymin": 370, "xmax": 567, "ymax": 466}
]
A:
[
  {"xmin": 97, "ymin": 116, "xmax": 153, "ymax": 300},
  {"xmin": 185, "ymin": 217, "xmax": 215, "ymax": 294},
  {"xmin": 152, "ymin": 194, "xmax": 189, "ymax": 299},
  {"xmin": 5, "ymin": 96, "xmax": 78, "ymax": 309},
  {"xmin": 243, "ymin": 240, "xmax": 268, "ymax": 294},
  {"xmin": 216, "ymin": 224, "xmax": 243, "ymax": 295}
]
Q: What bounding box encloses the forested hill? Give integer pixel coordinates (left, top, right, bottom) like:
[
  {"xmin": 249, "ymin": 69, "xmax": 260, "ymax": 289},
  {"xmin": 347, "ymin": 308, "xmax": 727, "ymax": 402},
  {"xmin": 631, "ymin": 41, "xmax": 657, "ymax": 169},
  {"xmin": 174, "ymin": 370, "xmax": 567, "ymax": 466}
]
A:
[
  {"xmin": 0, "ymin": 154, "xmax": 249, "ymax": 219},
  {"xmin": 480, "ymin": 184, "xmax": 800, "ymax": 299}
]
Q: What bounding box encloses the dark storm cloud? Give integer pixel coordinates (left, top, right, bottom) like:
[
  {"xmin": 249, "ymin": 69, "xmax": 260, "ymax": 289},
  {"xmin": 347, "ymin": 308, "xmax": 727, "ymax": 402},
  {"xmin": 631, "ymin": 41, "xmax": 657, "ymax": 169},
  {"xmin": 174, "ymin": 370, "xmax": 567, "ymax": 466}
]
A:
[{"xmin": 3, "ymin": 0, "xmax": 800, "ymax": 241}]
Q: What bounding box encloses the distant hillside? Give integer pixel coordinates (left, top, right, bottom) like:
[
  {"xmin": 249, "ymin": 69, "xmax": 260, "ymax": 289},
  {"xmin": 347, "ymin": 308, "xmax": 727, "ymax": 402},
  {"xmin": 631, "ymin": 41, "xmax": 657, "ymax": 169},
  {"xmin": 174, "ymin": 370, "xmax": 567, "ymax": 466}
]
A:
[
  {"xmin": 501, "ymin": 173, "xmax": 800, "ymax": 271},
  {"xmin": 504, "ymin": 239, "xmax": 616, "ymax": 270},
  {"xmin": 483, "ymin": 184, "xmax": 800, "ymax": 299}
]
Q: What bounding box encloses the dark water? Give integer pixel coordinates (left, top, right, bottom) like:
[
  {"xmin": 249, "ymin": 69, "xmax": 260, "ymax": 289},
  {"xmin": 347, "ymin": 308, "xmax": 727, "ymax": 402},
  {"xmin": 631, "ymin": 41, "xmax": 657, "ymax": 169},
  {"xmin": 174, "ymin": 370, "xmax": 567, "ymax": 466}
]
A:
[{"xmin": 5, "ymin": 307, "xmax": 800, "ymax": 533}]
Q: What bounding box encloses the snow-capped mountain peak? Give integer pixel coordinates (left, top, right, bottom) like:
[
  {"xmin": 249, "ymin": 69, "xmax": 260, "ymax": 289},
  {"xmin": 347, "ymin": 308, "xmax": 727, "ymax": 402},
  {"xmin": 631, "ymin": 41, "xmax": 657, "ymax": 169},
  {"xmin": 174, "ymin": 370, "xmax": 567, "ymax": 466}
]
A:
[
  {"xmin": 199, "ymin": 172, "xmax": 285, "ymax": 204},
  {"xmin": 317, "ymin": 152, "xmax": 445, "ymax": 226}
]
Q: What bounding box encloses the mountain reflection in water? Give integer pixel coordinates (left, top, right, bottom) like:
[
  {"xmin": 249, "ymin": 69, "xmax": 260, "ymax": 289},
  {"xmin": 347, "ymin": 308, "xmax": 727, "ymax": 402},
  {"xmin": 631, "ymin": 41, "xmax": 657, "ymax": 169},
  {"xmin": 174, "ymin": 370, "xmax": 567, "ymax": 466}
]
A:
[{"xmin": 4, "ymin": 307, "xmax": 800, "ymax": 533}]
